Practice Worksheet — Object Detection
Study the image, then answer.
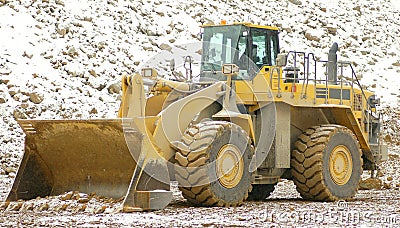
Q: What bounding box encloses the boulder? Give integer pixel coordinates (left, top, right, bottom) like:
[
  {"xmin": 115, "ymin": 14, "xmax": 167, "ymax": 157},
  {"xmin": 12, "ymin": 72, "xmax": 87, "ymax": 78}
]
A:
[
  {"xmin": 359, "ymin": 178, "xmax": 382, "ymax": 190},
  {"xmin": 107, "ymin": 83, "xmax": 121, "ymax": 94},
  {"xmin": 288, "ymin": 0, "xmax": 302, "ymax": 5},
  {"xmin": 29, "ymin": 92, "xmax": 44, "ymax": 104},
  {"xmin": 0, "ymin": 95, "xmax": 6, "ymax": 103},
  {"xmin": 305, "ymin": 32, "xmax": 321, "ymax": 42}
]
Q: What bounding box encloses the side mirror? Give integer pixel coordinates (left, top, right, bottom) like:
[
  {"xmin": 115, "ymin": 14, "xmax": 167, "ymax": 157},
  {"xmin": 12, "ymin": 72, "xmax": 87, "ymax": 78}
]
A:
[
  {"xmin": 276, "ymin": 53, "xmax": 288, "ymax": 67},
  {"xmin": 222, "ymin": 64, "xmax": 239, "ymax": 76}
]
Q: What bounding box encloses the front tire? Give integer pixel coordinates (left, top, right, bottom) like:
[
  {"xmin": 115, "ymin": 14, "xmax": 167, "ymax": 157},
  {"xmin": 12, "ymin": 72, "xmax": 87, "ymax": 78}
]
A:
[
  {"xmin": 174, "ymin": 121, "xmax": 254, "ymax": 206},
  {"xmin": 291, "ymin": 125, "xmax": 362, "ymax": 201}
]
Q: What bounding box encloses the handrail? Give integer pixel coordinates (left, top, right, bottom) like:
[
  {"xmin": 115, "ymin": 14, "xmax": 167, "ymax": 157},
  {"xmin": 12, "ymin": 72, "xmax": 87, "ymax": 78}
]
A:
[
  {"xmin": 303, "ymin": 52, "xmax": 318, "ymax": 99},
  {"xmin": 269, "ymin": 66, "xmax": 282, "ymax": 98},
  {"xmin": 283, "ymin": 52, "xmax": 375, "ymax": 140}
]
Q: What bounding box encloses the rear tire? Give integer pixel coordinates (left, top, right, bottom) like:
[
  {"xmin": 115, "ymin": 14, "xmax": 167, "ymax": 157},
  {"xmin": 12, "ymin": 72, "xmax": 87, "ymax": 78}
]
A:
[
  {"xmin": 291, "ymin": 125, "xmax": 362, "ymax": 201},
  {"xmin": 247, "ymin": 184, "xmax": 275, "ymax": 201},
  {"xmin": 174, "ymin": 121, "xmax": 254, "ymax": 206}
]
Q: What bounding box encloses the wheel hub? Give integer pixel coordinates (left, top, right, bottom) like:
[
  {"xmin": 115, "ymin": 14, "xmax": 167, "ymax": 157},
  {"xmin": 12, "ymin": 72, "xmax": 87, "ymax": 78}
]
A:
[
  {"xmin": 329, "ymin": 145, "xmax": 353, "ymax": 185},
  {"xmin": 216, "ymin": 144, "xmax": 244, "ymax": 189}
]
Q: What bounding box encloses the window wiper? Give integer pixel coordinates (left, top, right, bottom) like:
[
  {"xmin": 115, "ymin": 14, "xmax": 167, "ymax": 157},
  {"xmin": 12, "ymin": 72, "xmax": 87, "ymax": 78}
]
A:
[{"xmin": 204, "ymin": 61, "xmax": 216, "ymax": 74}]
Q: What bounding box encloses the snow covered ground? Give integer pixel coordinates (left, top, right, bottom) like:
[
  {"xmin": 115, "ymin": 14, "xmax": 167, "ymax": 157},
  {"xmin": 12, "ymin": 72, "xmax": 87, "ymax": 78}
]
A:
[{"xmin": 0, "ymin": 0, "xmax": 400, "ymax": 226}]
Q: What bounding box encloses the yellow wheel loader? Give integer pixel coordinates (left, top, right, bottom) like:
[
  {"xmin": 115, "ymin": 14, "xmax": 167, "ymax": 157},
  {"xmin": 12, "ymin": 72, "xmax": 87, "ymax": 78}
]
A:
[{"xmin": 7, "ymin": 22, "xmax": 387, "ymax": 210}]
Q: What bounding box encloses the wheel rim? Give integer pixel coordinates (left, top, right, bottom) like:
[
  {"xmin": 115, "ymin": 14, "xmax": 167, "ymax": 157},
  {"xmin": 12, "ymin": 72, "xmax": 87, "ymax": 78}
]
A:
[
  {"xmin": 216, "ymin": 144, "xmax": 244, "ymax": 189},
  {"xmin": 329, "ymin": 145, "xmax": 353, "ymax": 186}
]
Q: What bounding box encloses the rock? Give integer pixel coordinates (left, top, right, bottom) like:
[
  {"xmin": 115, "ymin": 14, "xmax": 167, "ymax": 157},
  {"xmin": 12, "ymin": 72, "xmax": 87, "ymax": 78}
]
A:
[
  {"xmin": 94, "ymin": 205, "xmax": 107, "ymax": 214},
  {"xmin": 362, "ymin": 37, "xmax": 370, "ymax": 42},
  {"xmin": 0, "ymin": 96, "xmax": 6, "ymax": 103},
  {"xmin": 57, "ymin": 28, "xmax": 68, "ymax": 36},
  {"xmin": 38, "ymin": 203, "xmax": 49, "ymax": 211},
  {"xmin": 326, "ymin": 27, "xmax": 337, "ymax": 35},
  {"xmin": 97, "ymin": 84, "xmax": 106, "ymax": 91},
  {"xmin": 67, "ymin": 46, "xmax": 78, "ymax": 58},
  {"xmin": 54, "ymin": 203, "xmax": 68, "ymax": 212},
  {"xmin": 13, "ymin": 110, "xmax": 27, "ymax": 119},
  {"xmin": 29, "ymin": 92, "xmax": 44, "ymax": 104},
  {"xmin": 305, "ymin": 32, "xmax": 320, "ymax": 42},
  {"xmin": 2, "ymin": 135, "xmax": 11, "ymax": 143},
  {"xmin": 21, "ymin": 203, "xmax": 34, "ymax": 211},
  {"xmin": 0, "ymin": 78, "xmax": 10, "ymax": 84},
  {"xmin": 123, "ymin": 206, "xmax": 142, "ymax": 213},
  {"xmin": 89, "ymin": 108, "xmax": 98, "ymax": 114},
  {"xmin": 60, "ymin": 191, "xmax": 74, "ymax": 201},
  {"xmin": 78, "ymin": 198, "xmax": 90, "ymax": 203},
  {"xmin": 22, "ymin": 51, "xmax": 33, "ymax": 59},
  {"xmin": 88, "ymin": 69, "xmax": 97, "ymax": 77},
  {"xmin": 0, "ymin": 202, "xmax": 10, "ymax": 210},
  {"xmin": 108, "ymin": 83, "xmax": 121, "ymax": 94},
  {"xmin": 67, "ymin": 70, "xmax": 77, "ymax": 77},
  {"xmin": 4, "ymin": 166, "xmax": 16, "ymax": 174},
  {"xmin": 384, "ymin": 134, "xmax": 392, "ymax": 143},
  {"xmin": 12, "ymin": 93, "xmax": 21, "ymax": 101},
  {"xmin": 159, "ymin": 43, "xmax": 172, "ymax": 52},
  {"xmin": 384, "ymin": 182, "xmax": 391, "ymax": 189},
  {"xmin": 97, "ymin": 42, "xmax": 106, "ymax": 51},
  {"xmin": 359, "ymin": 178, "xmax": 382, "ymax": 190},
  {"xmin": 9, "ymin": 88, "xmax": 19, "ymax": 96},
  {"xmin": 7, "ymin": 202, "xmax": 23, "ymax": 211},
  {"xmin": 143, "ymin": 46, "xmax": 154, "ymax": 51},
  {"xmin": 392, "ymin": 62, "xmax": 400, "ymax": 67},
  {"xmin": 288, "ymin": 0, "xmax": 302, "ymax": 5},
  {"xmin": 55, "ymin": 0, "xmax": 65, "ymax": 6},
  {"xmin": 74, "ymin": 204, "xmax": 87, "ymax": 212},
  {"xmin": 84, "ymin": 16, "xmax": 93, "ymax": 22},
  {"xmin": 353, "ymin": 6, "xmax": 361, "ymax": 13}
]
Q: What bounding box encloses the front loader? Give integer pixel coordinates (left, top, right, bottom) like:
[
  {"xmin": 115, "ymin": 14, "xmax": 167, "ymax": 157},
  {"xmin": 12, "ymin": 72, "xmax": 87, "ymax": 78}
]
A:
[{"xmin": 6, "ymin": 22, "xmax": 387, "ymax": 210}]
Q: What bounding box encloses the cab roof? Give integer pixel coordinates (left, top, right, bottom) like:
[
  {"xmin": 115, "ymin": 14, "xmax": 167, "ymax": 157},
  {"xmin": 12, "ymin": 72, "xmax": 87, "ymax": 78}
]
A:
[{"xmin": 202, "ymin": 22, "xmax": 279, "ymax": 31}]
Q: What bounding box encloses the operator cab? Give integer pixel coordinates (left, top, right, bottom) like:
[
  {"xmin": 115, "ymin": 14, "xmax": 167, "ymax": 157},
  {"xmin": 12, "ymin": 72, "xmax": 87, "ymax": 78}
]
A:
[{"xmin": 200, "ymin": 23, "xmax": 279, "ymax": 81}]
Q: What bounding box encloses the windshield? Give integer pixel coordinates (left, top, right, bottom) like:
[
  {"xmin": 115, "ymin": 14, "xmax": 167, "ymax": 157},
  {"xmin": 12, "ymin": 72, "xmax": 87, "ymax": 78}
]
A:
[
  {"xmin": 201, "ymin": 25, "xmax": 279, "ymax": 81},
  {"xmin": 201, "ymin": 25, "xmax": 243, "ymax": 70},
  {"xmin": 201, "ymin": 25, "xmax": 254, "ymax": 80}
]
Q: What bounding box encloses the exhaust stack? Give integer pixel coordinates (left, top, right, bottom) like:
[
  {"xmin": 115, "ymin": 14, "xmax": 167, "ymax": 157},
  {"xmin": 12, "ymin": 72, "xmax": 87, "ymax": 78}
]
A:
[{"xmin": 328, "ymin": 42, "xmax": 338, "ymax": 84}]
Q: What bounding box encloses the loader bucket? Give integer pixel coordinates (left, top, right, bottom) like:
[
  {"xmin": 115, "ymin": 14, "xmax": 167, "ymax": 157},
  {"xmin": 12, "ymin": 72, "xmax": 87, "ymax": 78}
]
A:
[{"xmin": 7, "ymin": 119, "xmax": 172, "ymax": 211}]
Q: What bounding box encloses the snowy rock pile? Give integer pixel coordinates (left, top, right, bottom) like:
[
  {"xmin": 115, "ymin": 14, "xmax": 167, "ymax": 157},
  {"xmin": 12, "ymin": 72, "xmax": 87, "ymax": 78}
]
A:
[
  {"xmin": 0, "ymin": 0, "xmax": 399, "ymax": 202},
  {"xmin": 0, "ymin": 191, "xmax": 123, "ymax": 214},
  {"xmin": 382, "ymin": 106, "xmax": 400, "ymax": 148}
]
